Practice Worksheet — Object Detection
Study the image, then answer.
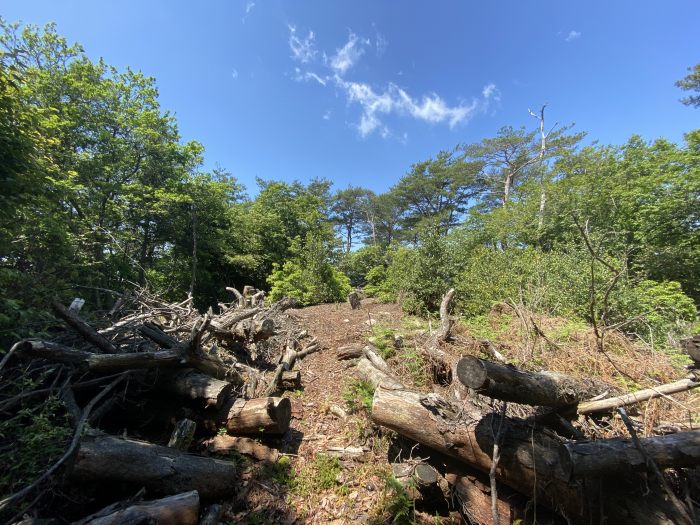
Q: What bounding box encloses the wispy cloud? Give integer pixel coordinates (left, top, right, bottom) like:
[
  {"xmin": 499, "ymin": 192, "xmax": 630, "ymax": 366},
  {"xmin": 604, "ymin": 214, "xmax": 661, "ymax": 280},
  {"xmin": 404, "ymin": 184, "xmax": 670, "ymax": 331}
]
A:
[
  {"xmin": 564, "ymin": 30, "xmax": 581, "ymax": 42},
  {"xmin": 287, "ymin": 25, "xmax": 495, "ymax": 138},
  {"xmin": 231, "ymin": 69, "xmax": 238, "ymax": 79},
  {"xmin": 338, "ymin": 78, "xmax": 484, "ymax": 137},
  {"xmin": 288, "ymin": 25, "xmax": 317, "ymax": 63},
  {"xmin": 328, "ymin": 31, "xmax": 369, "ymax": 75},
  {"xmin": 323, "ymin": 110, "xmax": 332, "ymax": 120},
  {"xmin": 241, "ymin": 2, "xmax": 255, "ymax": 23}
]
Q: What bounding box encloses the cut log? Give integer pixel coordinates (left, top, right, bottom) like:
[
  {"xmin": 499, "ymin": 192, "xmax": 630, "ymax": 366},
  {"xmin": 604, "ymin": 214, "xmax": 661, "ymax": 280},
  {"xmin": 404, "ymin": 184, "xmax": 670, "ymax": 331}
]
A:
[
  {"xmin": 168, "ymin": 419, "xmax": 197, "ymax": 451},
  {"xmin": 51, "ymin": 299, "xmax": 118, "ymax": 354},
  {"xmin": 575, "ymin": 377, "xmax": 700, "ymax": 414},
  {"xmin": 560, "ymin": 430, "xmax": 700, "ymax": 479},
  {"xmin": 205, "ymin": 435, "xmax": 279, "ymax": 462},
  {"xmin": 371, "ymin": 387, "xmax": 685, "ymax": 524},
  {"xmin": 348, "ymin": 291, "xmax": 361, "ymax": 310},
  {"xmin": 225, "ymin": 397, "xmax": 291, "ymax": 435},
  {"xmin": 79, "ymin": 491, "xmax": 199, "ymax": 525},
  {"xmin": 354, "ymin": 357, "xmax": 404, "ymax": 390},
  {"xmin": 70, "ymin": 434, "xmax": 238, "ymax": 499},
  {"xmin": 681, "ymin": 334, "xmax": 700, "ymax": 364},
  {"xmin": 157, "ymin": 369, "xmax": 236, "ymax": 409},
  {"xmin": 279, "ymin": 370, "xmax": 301, "ymax": 390},
  {"xmin": 336, "ymin": 345, "xmax": 364, "ymax": 360},
  {"xmin": 456, "ymin": 356, "xmax": 608, "ymax": 407}
]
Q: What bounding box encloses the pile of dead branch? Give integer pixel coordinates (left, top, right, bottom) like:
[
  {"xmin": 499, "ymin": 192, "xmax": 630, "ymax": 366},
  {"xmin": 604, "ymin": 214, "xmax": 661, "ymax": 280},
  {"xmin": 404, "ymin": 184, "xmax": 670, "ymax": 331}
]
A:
[
  {"xmin": 0, "ymin": 286, "xmax": 319, "ymax": 525},
  {"xmin": 344, "ymin": 289, "xmax": 700, "ymax": 525}
]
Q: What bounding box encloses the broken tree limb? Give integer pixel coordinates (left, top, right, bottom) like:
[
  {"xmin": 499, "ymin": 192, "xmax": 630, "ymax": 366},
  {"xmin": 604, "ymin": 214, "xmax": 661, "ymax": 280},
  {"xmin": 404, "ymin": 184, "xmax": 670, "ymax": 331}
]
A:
[
  {"xmin": 70, "ymin": 433, "xmax": 238, "ymax": 499},
  {"xmin": 51, "ymin": 299, "xmax": 118, "ymax": 354},
  {"xmin": 354, "ymin": 357, "xmax": 404, "ymax": 390},
  {"xmin": 266, "ymin": 339, "xmax": 320, "ymax": 395},
  {"xmin": 422, "ymin": 289, "xmax": 456, "ymax": 383},
  {"xmin": 279, "ymin": 370, "xmax": 301, "ymax": 390},
  {"xmin": 82, "ymin": 490, "xmax": 200, "ymax": 525},
  {"xmin": 559, "ymin": 430, "xmax": 700, "ymax": 479},
  {"xmin": 371, "ymin": 386, "xmax": 683, "ymax": 524},
  {"xmin": 456, "ymin": 356, "xmax": 608, "ymax": 407},
  {"xmin": 226, "ymin": 287, "xmax": 245, "ymax": 308},
  {"xmin": 225, "ymin": 397, "xmax": 291, "ymax": 435},
  {"xmin": 363, "ymin": 345, "xmax": 391, "ymax": 373},
  {"xmin": 575, "ymin": 376, "xmax": 700, "ymax": 415},
  {"xmin": 16, "ymin": 339, "xmax": 236, "ymax": 380},
  {"xmin": 204, "ymin": 435, "xmax": 279, "ymax": 462}
]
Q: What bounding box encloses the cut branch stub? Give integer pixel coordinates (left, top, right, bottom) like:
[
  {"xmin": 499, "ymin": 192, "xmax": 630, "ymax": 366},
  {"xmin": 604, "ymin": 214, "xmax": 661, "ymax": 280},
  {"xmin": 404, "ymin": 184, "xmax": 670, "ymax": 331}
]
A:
[{"xmin": 456, "ymin": 356, "xmax": 607, "ymax": 407}]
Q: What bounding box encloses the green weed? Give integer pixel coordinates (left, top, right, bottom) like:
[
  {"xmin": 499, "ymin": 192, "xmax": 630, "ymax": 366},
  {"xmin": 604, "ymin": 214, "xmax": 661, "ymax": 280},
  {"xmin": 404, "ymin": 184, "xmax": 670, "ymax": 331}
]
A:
[{"xmin": 343, "ymin": 379, "xmax": 375, "ymax": 414}]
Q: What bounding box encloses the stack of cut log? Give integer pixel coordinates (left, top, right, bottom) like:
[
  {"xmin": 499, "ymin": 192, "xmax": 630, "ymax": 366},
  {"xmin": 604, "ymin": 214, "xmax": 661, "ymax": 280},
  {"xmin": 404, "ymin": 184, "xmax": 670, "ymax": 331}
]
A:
[
  {"xmin": 348, "ymin": 290, "xmax": 700, "ymax": 525},
  {"xmin": 0, "ymin": 287, "xmax": 317, "ymax": 524}
]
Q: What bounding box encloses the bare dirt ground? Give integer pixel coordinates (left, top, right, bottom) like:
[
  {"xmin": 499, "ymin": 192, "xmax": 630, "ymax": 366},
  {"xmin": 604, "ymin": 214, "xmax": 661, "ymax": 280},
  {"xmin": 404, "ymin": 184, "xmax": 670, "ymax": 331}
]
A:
[{"xmin": 226, "ymin": 299, "xmax": 461, "ymax": 524}]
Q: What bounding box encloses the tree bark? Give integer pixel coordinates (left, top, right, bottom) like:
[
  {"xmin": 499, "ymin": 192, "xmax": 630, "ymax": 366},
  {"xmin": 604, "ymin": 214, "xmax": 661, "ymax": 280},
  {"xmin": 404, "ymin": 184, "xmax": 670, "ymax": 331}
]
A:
[
  {"xmin": 559, "ymin": 430, "xmax": 700, "ymax": 479},
  {"xmin": 456, "ymin": 356, "xmax": 608, "ymax": 407},
  {"xmin": 371, "ymin": 387, "xmax": 683, "ymax": 524},
  {"xmin": 167, "ymin": 419, "xmax": 197, "ymax": 451},
  {"xmin": 79, "ymin": 491, "xmax": 199, "ymax": 525},
  {"xmin": 336, "ymin": 345, "xmax": 364, "ymax": 360},
  {"xmin": 354, "ymin": 357, "xmax": 404, "ymax": 390},
  {"xmin": 156, "ymin": 369, "xmax": 236, "ymax": 409},
  {"xmin": 225, "ymin": 397, "xmax": 291, "ymax": 435},
  {"xmin": 266, "ymin": 339, "xmax": 320, "ymax": 395},
  {"xmin": 279, "ymin": 370, "xmax": 302, "ymax": 390},
  {"xmin": 423, "ymin": 289, "xmax": 456, "ymax": 383},
  {"xmin": 575, "ymin": 376, "xmax": 700, "ymax": 415},
  {"xmin": 70, "ymin": 434, "xmax": 238, "ymax": 499}
]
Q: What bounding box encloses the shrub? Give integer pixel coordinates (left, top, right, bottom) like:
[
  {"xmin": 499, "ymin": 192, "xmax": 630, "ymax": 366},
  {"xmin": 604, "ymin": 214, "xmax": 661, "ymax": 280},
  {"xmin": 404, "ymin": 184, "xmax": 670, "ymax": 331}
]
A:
[{"xmin": 267, "ymin": 233, "xmax": 351, "ymax": 305}]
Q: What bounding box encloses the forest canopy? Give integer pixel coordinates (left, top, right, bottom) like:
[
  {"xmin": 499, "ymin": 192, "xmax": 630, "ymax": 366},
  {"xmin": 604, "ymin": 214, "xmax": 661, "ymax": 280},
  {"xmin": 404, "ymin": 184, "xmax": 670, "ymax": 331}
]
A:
[{"xmin": 0, "ymin": 20, "xmax": 698, "ymax": 349}]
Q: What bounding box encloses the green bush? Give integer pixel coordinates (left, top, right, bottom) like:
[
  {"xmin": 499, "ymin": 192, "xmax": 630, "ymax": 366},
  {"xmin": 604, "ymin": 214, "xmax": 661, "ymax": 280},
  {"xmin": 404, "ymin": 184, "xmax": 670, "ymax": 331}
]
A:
[
  {"xmin": 267, "ymin": 233, "xmax": 351, "ymax": 305},
  {"xmin": 608, "ymin": 279, "xmax": 697, "ymax": 343},
  {"xmin": 339, "ymin": 245, "xmax": 386, "ymax": 287}
]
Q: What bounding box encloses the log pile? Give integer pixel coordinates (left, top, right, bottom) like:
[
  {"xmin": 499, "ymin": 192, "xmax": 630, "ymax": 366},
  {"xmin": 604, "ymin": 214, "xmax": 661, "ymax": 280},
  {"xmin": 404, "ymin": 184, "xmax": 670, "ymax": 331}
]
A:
[
  {"xmin": 0, "ymin": 287, "xmax": 314, "ymax": 523},
  {"xmin": 355, "ymin": 289, "xmax": 700, "ymax": 525}
]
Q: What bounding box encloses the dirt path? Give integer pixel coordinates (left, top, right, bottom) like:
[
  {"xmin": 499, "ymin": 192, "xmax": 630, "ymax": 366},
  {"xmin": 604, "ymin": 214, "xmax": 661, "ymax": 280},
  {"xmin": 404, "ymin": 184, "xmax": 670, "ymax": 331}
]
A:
[{"xmin": 229, "ymin": 299, "xmax": 443, "ymax": 524}]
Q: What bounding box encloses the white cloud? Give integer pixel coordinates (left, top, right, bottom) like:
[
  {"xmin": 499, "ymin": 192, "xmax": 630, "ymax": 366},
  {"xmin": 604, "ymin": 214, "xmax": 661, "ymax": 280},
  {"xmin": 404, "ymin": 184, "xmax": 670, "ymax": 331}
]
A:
[
  {"xmin": 231, "ymin": 69, "xmax": 238, "ymax": 79},
  {"xmin": 288, "ymin": 25, "xmax": 317, "ymax": 63},
  {"xmin": 323, "ymin": 110, "xmax": 331, "ymax": 120},
  {"xmin": 328, "ymin": 32, "xmax": 369, "ymax": 75},
  {"xmin": 337, "ymin": 78, "xmax": 482, "ymax": 137},
  {"xmin": 287, "ymin": 24, "xmax": 494, "ymax": 138},
  {"xmin": 565, "ymin": 30, "xmax": 581, "ymax": 42}
]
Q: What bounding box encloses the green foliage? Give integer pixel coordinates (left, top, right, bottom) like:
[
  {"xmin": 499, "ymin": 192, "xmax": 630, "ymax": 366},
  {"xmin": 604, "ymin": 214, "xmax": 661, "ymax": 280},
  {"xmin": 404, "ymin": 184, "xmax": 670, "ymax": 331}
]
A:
[
  {"xmin": 343, "ymin": 379, "xmax": 375, "ymax": 414},
  {"xmin": 339, "ymin": 245, "xmax": 385, "ymax": 288},
  {"xmin": 378, "ymin": 476, "xmax": 416, "ymax": 525},
  {"xmin": 676, "ymin": 63, "xmax": 700, "ymax": 107},
  {"xmin": 267, "ymin": 232, "xmax": 351, "ymax": 306},
  {"xmin": 292, "ymin": 453, "xmax": 343, "ymax": 497},
  {"xmin": 368, "ymin": 323, "xmax": 397, "ymax": 359},
  {"xmin": 265, "ymin": 455, "xmax": 295, "ymax": 488},
  {"xmin": 607, "ymin": 280, "xmax": 697, "ymax": 343},
  {"xmin": 0, "ymin": 396, "xmax": 71, "ymax": 498}
]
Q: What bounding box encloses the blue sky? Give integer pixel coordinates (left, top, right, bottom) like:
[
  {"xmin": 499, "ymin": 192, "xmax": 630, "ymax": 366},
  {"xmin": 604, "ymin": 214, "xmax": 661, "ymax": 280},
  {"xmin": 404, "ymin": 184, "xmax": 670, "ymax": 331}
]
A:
[{"xmin": 3, "ymin": 1, "xmax": 699, "ymax": 194}]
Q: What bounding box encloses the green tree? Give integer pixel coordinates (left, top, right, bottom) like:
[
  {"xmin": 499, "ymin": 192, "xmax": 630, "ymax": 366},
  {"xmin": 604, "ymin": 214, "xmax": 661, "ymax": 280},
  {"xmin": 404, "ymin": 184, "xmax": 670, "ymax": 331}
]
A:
[{"xmin": 676, "ymin": 63, "xmax": 700, "ymax": 107}]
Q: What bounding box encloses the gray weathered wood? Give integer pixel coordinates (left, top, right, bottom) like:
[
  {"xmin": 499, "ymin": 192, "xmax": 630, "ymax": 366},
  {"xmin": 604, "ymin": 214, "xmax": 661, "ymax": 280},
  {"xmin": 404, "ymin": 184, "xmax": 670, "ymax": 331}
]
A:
[{"xmin": 456, "ymin": 356, "xmax": 607, "ymax": 407}]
